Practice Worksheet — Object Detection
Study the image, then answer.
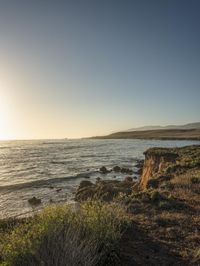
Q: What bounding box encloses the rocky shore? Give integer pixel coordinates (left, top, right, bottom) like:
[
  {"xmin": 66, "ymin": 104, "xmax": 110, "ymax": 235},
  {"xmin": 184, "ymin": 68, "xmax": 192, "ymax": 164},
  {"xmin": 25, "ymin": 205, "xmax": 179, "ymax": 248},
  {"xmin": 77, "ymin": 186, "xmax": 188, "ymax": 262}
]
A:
[
  {"xmin": 75, "ymin": 145, "xmax": 200, "ymax": 265},
  {"xmin": 75, "ymin": 163, "xmax": 142, "ymax": 202},
  {"xmin": 1, "ymin": 145, "xmax": 199, "ymax": 265}
]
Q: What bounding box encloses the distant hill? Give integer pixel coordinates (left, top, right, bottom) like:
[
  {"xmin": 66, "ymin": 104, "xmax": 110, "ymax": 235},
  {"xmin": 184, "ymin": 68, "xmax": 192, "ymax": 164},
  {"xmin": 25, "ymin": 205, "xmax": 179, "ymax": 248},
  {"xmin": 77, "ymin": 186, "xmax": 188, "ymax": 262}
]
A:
[
  {"xmin": 127, "ymin": 122, "xmax": 200, "ymax": 131},
  {"xmin": 92, "ymin": 128, "xmax": 200, "ymax": 140}
]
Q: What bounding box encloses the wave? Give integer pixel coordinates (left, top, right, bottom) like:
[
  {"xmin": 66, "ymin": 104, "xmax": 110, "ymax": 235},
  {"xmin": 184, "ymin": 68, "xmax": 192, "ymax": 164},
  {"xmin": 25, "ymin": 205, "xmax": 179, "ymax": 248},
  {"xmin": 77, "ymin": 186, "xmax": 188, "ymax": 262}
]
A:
[{"xmin": 0, "ymin": 171, "xmax": 97, "ymax": 192}]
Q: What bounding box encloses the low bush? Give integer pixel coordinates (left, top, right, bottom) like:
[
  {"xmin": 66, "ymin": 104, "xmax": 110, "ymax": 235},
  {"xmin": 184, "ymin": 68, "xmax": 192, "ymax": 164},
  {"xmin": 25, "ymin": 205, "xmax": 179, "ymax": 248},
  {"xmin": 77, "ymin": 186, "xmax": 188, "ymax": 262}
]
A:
[{"xmin": 0, "ymin": 201, "xmax": 131, "ymax": 266}]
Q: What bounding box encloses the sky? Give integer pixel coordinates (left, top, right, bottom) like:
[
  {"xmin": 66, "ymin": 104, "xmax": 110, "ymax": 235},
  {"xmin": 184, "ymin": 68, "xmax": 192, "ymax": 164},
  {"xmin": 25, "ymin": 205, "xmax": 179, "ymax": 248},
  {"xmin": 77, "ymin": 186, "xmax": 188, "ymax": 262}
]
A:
[{"xmin": 0, "ymin": 0, "xmax": 199, "ymax": 139}]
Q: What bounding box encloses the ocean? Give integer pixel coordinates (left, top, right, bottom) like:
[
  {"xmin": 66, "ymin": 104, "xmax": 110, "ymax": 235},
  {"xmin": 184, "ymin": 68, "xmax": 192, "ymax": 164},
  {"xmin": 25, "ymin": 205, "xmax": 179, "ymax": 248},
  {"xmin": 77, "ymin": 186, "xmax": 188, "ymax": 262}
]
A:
[{"xmin": 0, "ymin": 138, "xmax": 199, "ymax": 218}]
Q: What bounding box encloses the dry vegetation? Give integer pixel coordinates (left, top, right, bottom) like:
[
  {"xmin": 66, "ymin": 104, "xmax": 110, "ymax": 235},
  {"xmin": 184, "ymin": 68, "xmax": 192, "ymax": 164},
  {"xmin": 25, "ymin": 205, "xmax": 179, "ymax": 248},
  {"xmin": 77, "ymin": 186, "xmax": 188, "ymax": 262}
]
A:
[{"xmin": 0, "ymin": 202, "xmax": 131, "ymax": 266}]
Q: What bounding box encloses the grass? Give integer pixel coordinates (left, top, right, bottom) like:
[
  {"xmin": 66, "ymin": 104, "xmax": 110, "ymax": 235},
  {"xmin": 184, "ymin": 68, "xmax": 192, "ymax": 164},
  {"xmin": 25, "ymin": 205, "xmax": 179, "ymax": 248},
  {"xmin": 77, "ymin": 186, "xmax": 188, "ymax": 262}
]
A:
[{"xmin": 0, "ymin": 201, "xmax": 131, "ymax": 266}]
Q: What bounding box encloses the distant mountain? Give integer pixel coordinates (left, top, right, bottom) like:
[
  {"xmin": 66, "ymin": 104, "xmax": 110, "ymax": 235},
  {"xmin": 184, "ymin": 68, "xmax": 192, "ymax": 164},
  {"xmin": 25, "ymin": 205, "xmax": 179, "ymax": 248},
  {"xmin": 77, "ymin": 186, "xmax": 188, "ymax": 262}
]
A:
[
  {"xmin": 127, "ymin": 122, "xmax": 200, "ymax": 132},
  {"xmin": 91, "ymin": 122, "xmax": 200, "ymax": 140},
  {"xmin": 92, "ymin": 128, "xmax": 200, "ymax": 140}
]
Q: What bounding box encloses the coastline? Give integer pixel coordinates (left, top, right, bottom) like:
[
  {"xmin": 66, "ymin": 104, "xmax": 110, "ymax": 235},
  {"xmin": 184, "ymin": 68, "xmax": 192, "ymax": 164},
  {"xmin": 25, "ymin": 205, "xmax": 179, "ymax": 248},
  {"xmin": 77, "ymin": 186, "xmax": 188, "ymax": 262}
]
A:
[
  {"xmin": 91, "ymin": 128, "xmax": 200, "ymax": 140},
  {"xmin": 0, "ymin": 144, "xmax": 200, "ymax": 265}
]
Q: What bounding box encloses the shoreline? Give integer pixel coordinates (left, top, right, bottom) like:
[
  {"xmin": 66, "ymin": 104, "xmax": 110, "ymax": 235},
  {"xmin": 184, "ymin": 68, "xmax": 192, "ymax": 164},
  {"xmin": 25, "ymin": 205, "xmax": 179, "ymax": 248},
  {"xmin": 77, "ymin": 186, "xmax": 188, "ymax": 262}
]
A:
[
  {"xmin": 1, "ymin": 144, "xmax": 200, "ymax": 265},
  {"xmin": 91, "ymin": 128, "xmax": 200, "ymax": 140},
  {"xmin": 0, "ymin": 139, "xmax": 200, "ymax": 219}
]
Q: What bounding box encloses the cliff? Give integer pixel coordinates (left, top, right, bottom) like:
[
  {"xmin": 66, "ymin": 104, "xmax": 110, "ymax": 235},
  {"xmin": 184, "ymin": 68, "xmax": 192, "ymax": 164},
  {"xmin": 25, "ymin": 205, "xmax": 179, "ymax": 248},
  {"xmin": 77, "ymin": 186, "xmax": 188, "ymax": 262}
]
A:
[{"xmin": 139, "ymin": 145, "xmax": 200, "ymax": 188}]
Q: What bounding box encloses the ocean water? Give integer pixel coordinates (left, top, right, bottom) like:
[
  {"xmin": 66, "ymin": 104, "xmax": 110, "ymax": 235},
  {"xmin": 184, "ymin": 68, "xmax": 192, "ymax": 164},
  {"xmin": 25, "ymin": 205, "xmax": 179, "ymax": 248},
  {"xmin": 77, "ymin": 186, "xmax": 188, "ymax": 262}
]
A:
[{"xmin": 0, "ymin": 138, "xmax": 199, "ymax": 218}]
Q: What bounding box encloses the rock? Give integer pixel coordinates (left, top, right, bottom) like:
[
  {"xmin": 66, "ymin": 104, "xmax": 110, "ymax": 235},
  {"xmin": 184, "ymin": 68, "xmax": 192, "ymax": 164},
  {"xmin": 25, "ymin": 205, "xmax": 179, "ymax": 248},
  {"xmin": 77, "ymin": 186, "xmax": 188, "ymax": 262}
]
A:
[
  {"xmin": 146, "ymin": 179, "xmax": 159, "ymax": 189},
  {"xmin": 124, "ymin": 176, "xmax": 133, "ymax": 182},
  {"xmin": 113, "ymin": 166, "xmax": 121, "ymax": 172},
  {"xmin": 49, "ymin": 186, "xmax": 54, "ymax": 189},
  {"xmin": 28, "ymin": 197, "xmax": 41, "ymax": 206},
  {"xmin": 100, "ymin": 166, "xmax": 110, "ymax": 174},
  {"xmin": 79, "ymin": 180, "xmax": 93, "ymax": 188},
  {"xmin": 139, "ymin": 147, "xmax": 180, "ymax": 188},
  {"xmin": 75, "ymin": 179, "xmax": 132, "ymax": 202},
  {"xmin": 75, "ymin": 186, "xmax": 95, "ymax": 201},
  {"xmin": 96, "ymin": 177, "xmax": 101, "ymax": 182},
  {"xmin": 56, "ymin": 188, "xmax": 62, "ymax": 192},
  {"xmin": 121, "ymin": 167, "xmax": 133, "ymax": 174}
]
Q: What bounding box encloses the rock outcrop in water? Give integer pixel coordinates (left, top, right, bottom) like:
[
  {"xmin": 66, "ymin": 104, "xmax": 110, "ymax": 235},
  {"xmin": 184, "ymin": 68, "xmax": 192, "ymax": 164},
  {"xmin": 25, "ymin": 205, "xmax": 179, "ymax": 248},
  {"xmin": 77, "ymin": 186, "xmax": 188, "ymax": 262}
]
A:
[{"xmin": 28, "ymin": 197, "xmax": 42, "ymax": 206}]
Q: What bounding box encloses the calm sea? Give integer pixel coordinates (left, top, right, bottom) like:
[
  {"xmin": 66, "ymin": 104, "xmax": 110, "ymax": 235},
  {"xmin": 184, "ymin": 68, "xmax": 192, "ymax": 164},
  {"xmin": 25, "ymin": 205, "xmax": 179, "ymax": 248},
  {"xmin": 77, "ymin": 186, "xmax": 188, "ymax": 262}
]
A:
[{"xmin": 0, "ymin": 139, "xmax": 199, "ymax": 218}]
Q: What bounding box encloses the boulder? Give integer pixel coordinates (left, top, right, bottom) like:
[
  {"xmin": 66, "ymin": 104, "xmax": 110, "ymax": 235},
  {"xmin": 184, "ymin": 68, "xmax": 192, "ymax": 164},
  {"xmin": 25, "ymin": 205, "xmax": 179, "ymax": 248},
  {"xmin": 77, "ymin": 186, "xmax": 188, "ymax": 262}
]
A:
[
  {"xmin": 124, "ymin": 176, "xmax": 133, "ymax": 182},
  {"xmin": 75, "ymin": 186, "xmax": 96, "ymax": 201},
  {"xmin": 146, "ymin": 179, "xmax": 159, "ymax": 189},
  {"xmin": 113, "ymin": 166, "xmax": 121, "ymax": 172},
  {"xmin": 75, "ymin": 179, "xmax": 132, "ymax": 202},
  {"xmin": 100, "ymin": 166, "xmax": 109, "ymax": 174},
  {"xmin": 79, "ymin": 180, "xmax": 93, "ymax": 188},
  {"xmin": 121, "ymin": 167, "xmax": 133, "ymax": 174},
  {"xmin": 28, "ymin": 197, "xmax": 42, "ymax": 206}
]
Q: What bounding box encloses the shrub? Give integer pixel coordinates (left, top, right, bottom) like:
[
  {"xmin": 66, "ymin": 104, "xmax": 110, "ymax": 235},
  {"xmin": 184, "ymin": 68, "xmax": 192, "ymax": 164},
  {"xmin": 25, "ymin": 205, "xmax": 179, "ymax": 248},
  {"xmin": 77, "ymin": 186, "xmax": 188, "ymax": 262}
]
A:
[
  {"xmin": 150, "ymin": 190, "xmax": 162, "ymax": 203},
  {"xmin": 0, "ymin": 201, "xmax": 131, "ymax": 266}
]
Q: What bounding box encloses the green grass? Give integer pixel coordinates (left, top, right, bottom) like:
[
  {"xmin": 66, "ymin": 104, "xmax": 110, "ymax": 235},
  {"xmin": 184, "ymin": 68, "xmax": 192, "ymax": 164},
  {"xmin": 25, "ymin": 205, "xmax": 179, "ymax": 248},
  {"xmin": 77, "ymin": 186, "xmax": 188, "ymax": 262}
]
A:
[{"xmin": 0, "ymin": 201, "xmax": 131, "ymax": 266}]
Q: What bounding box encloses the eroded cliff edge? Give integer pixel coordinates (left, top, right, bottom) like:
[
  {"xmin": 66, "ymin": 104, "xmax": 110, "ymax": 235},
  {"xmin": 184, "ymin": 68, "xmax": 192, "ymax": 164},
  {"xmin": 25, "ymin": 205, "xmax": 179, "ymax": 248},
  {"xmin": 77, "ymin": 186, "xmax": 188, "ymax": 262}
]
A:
[
  {"xmin": 74, "ymin": 145, "xmax": 200, "ymax": 265},
  {"xmin": 139, "ymin": 145, "xmax": 200, "ymax": 189}
]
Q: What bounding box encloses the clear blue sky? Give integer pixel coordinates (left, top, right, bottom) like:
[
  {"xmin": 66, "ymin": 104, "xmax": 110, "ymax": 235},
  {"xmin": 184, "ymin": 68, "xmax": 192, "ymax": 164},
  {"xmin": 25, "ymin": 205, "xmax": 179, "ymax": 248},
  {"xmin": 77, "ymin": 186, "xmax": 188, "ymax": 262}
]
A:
[{"xmin": 0, "ymin": 0, "xmax": 199, "ymax": 139}]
